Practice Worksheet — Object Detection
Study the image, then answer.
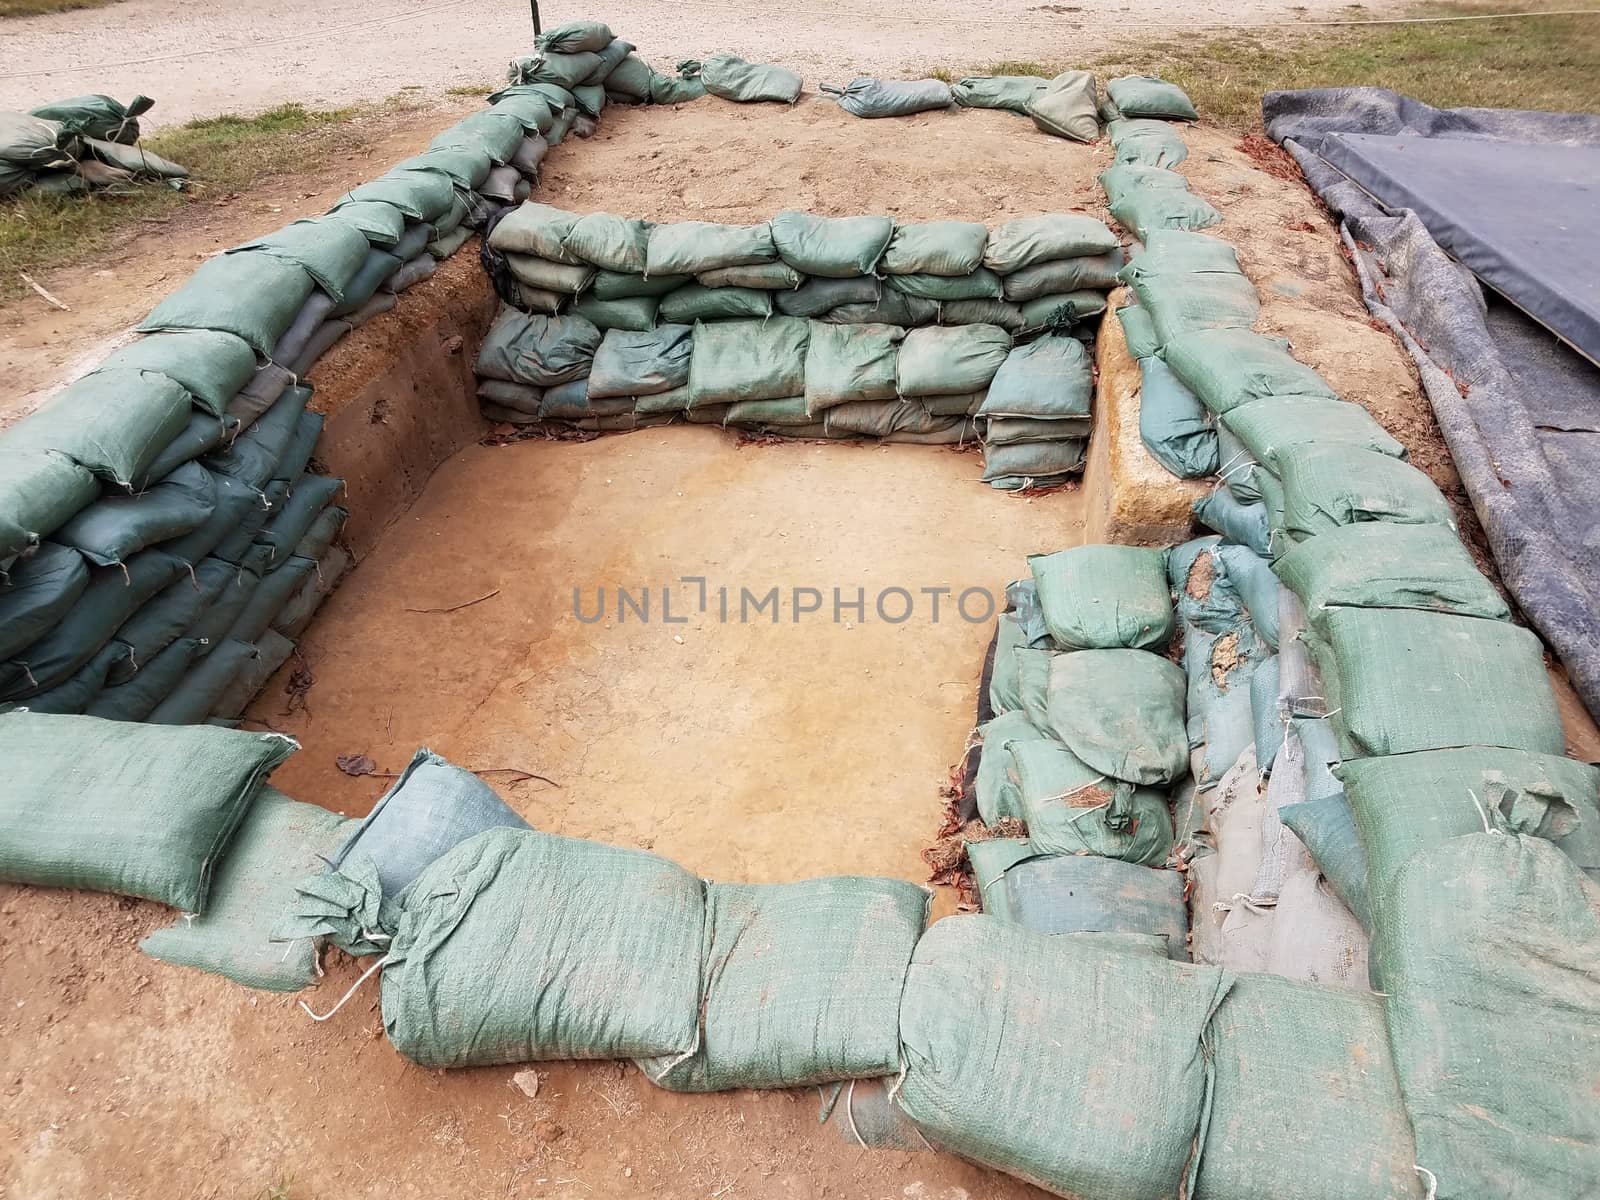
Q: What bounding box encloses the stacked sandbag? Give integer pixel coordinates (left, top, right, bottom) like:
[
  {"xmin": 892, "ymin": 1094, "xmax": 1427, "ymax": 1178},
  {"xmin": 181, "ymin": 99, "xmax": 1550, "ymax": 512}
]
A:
[
  {"xmin": 475, "ymin": 206, "xmax": 1116, "ymax": 474},
  {"xmin": 2, "ymin": 96, "xmax": 186, "ymax": 198},
  {"xmin": 967, "ymin": 545, "xmax": 1191, "ymax": 957}
]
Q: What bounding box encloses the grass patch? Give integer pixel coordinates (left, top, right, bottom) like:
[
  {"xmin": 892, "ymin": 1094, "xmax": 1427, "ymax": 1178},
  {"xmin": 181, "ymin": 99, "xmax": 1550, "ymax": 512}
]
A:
[
  {"xmin": 446, "ymin": 83, "xmax": 495, "ymax": 97},
  {"xmin": 0, "ymin": 102, "xmax": 371, "ymax": 304},
  {"xmin": 0, "ymin": 0, "xmax": 120, "ymax": 15},
  {"xmin": 966, "ymin": 3, "xmax": 1600, "ymax": 127}
]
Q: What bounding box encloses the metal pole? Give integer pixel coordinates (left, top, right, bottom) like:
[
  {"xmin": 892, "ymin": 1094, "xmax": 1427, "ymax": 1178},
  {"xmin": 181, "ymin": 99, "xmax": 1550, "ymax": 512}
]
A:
[{"xmin": 530, "ymin": 0, "xmax": 542, "ymax": 36}]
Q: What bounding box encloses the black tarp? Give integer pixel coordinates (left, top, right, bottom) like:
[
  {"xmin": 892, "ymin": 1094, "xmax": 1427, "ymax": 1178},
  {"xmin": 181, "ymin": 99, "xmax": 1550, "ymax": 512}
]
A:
[{"xmin": 1265, "ymin": 87, "xmax": 1600, "ymax": 723}]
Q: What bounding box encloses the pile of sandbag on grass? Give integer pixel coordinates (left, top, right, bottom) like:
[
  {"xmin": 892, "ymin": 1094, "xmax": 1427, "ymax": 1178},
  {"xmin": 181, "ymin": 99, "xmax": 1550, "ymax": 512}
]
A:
[{"xmin": 2, "ymin": 96, "xmax": 186, "ymax": 198}]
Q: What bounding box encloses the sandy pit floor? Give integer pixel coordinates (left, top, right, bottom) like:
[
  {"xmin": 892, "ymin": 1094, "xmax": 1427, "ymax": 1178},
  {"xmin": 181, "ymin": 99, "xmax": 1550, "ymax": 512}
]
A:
[{"xmin": 4, "ymin": 92, "xmax": 1599, "ymax": 1200}]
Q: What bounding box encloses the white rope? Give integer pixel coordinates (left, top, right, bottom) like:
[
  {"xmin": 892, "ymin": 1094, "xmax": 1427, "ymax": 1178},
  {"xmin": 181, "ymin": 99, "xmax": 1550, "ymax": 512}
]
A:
[
  {"xmin": 298, "ymin": 954, "xmax": 388, "ymax": 1022},
  {"xmin": 1416, "ymin": 1166, "xmax": 1439, "ymax": 1200}
]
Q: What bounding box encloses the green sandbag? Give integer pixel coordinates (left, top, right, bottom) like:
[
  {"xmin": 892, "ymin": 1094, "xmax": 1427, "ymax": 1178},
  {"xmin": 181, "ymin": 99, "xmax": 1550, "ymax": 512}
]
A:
[
  {"xmin": 487, "ymin": 92, "xmax": 555, "ymax": 134},
  {"xmin": 87, "ymin": 635, "xmax": 202, "ymax": 722},
  {"xmin": 0, "ymin": 542, "xmax": 88, "ymax": 660},
  {"xmin": 1030, "ymin": 544, "xmax": 1172, "ymax": 651},
  {"xmin": 393, "ymin": 145, "xmax": 488, "ymax": 191},
  {"xmin": 1313, "ymin": 607, "xmax": 1562, "ymax": 759},
  {"xmin": 980, "ymin": 438, "xmax": 1087, "ymax": 487},
  {"xmin": 254, "ymin": 474, "xmax": 342, "ymax": 566},
  {"xmin": 475, "ymin": 308, "xmax": 601, "ymax": 386},
  {"xmin": 881, "ymin": 220, "xmax": 989, "ymax": 276},
  {"xmin": 1001, "ymin": 251, "xmax": 1124, "ymax": 300},
  {"xmin": 382, "ymin": 828, "xmax": 704, "ymax": 1066},
  {"xmin": 326, "ymin": 200, "xmax": 406, "ymax": 247},
  {"xmin": 4, "ymin": 369, "xmax": 191, "ymax": 490},
  {"xmin": 226, "ymin": 555, "xmax": 315, "ymax": 644},
  {"xmin": 1010, "ymin": 739, "xmax": 1174, "ymax": 865},
  {"xmin": 966, "ymin": 837, "xmax": 1034, "ymax": 920},
  {"xmin": 1107, "ymin": 75, "xmax": 1198, "ymax": 122},
  {"xmin": 1046, "ymin": 648, "xmax": 1189, "ymax": 785},
  {"xmin": 646, "ymin": 220, "xmax": 777, "ymax": 276},
  {"xmin": 92, "ymin": 330, "xmax": 257, "ymax": 418},
  {"xmin": 1119, "ymin": 258, "xmax": 1258, "ymax": 345},
  {"xmin": 563, "ymin": 211, "xmax": 652, "ymax": 273},
  {"xmin": 1199, "ymin": 975, "xmax": 1418, "ymax": 1200},
  {"xmin": 431, "ymin": 110, "xmax": 525, "ymax": 161},
  {"xmin": 896, "ymin": 324, "xmax": 1011, "ymax": 397},
  {"xmin": 687, "ymin": 317, "xmax": 809, "ymax": 406},
  {"xmin": 1164, "ymin": 329, "xmax": 1337, "ymax": 416},
  {"xmin": 993, "ymin": 850, "xmax": 1188, "ymax": 953},
  {"xmin": 209, "ymin": 628, "xmax": 294, "ymax": 718},
  {"xmin": 824, "ymin": 292, "xmax": 939, "ymax": 328},
  {"xmin": 1108, "ymin": 117, "xmax": 1189, "ymax": 167},
  {"xmin": 1194, "ymin": 488, "xmax": 1271, "ymax": 557},
  {"xmin": 0, "ymin": 447, "xmax": 97, "ymax": 562},
  {"xmin": 1375, "ymin": 834, "xmax": 1600, "ymax": 1199},
  {"xmin": 513, "ymin": 49, "xmax": 602, "ymax": 91},
  {"xmin": 1341, "ymin": 747, "xmax": 1600, "ymax": 914},
  {"xmin": 725, "ymin": 396, "xmax": 813, "ymax": 427},
  {"xmin": 1274, "ymin": 522, "xmax": 1508, "ymax": 626},
  {"xmin": 1222, "ymin": 396, "xmax": 1404, "ymax": 475},
  {"xmin": 0, "ymin": 549, "xmax": 183, "ymax": 700},
  {"xmin": 803, "ymin": 322, "xmax": 903, "ymax": 412},
  {"xmin": 886, "ymin": 269, "xmax": 1003, "ymax": 301},
  {"xmin": 1100, "ymin": 163, "xmax": 1190, "ymax": 209},
  {"xmin": 950, "ymin": 75, "xmax": 1047, "ymax": 113},
  {"xmin": 976, "ymin": 710, "xmax": 1049, "ymax": 823},
  {"xmin": 605, "ymin": 54, "xmax": 654, "ymax": 101},
  {"xmin": 637, "ymin": 877, "xmax": 927, "ymax": 1091},
  {"xmin": 1184, "ymin": 621, "xmax": 1266, "ymax": 787},
  {"xmin": 770, "ymin": 211, "xmax": 894, "ymax": 277},
  {"xmin": 337, "ymin": 168, "xmax": 456, "ymax": 223},
  {"xmin": 139, "ymin": 252, "xmax": 316, "ymax": 357},
  {"xmin": 230, "ymin": 218, "xmax": 372, "ymax": 303},
  {"xmin": 1214, "ymin": 543, "xmax": 1279, "ymax": 648},
  {"xmin": 976, "ymin": 334, "xmax": 1091, "ymax": 419},
  {"xmin": 540, "ymin": 378, "xmax": 633, "ymax": 421},
  {"xmin": 590, "ymin": 269, "xmax": 690, "ymax": 299},
  {"xmin": 896, "ymin": 916, "xmax": 1232, "ymax": 1199},
  {"xmin": 1139, "ymin": 356, "xmax": 1218, "ymax": 478},
  {"xmin": 647, "ymin": 67, "xmax": 708, "ymax": 104},
  {"xmin": 54, "ymin": 460, "xmax": 214, "ymax": 566},
  {"xmin": 1110, "ymin": 188, "xmax": 1221, "ymax": 243},
  {"xmin": 821, "ymin": 76, "xmax": 952, "ymax": 119},
  {"xmin": 696, "ymin": 260, "xmax": 801, "ymax": 289},
  {"xmin": 140, "ymin": 788, "xmax": 344, "ymax": 992},
  {"xmin": 984, "ymin": 414, "xmax": 1088, "ymax": 442},
  {"xmin": 128, "ymin": 408, "xmax": 235, "ymax": 493},
  {"xmin": 570, "ymin": 294, "xmax": 658, "ymax": 332},
  {"xmin": 145, "ymin": 636, "xmax": 258, "ymax": 722},
  {"xmin": 1279, "ymin": 794, "xmax": 1372, "ymax": 929},
  {"xmin": 203, "ymin": 385, "xmax": 311, "ymax": 489},
  {"xmin": 1216, "ymin": 424, "xmax": 1262, "ymax": 503},
  {"xmin": 941, "ymin": 298, "xmax": 1025, "ymax": 333},
  {"xmin": 1276, "ymin": 444, "xmax": 1454, "ymax": 544},
  {"xmin": 699, "ymin": 54, "xmax": 802, "ymax": 104},
  {"xmin": 983, "ymin": 213, "xmax": 1119, "ymax": 274},
  {"xmin": 657, "ymin": 284, "xmax": 773, "ymax": 323},
  {"xmin": 487, "ymin": 201, "xmax": 585, "ymax": 262},
  {"xmin": 505, "ymin": 252, "xmax": 595, "ymax": 294},
  {"xmin": 292, "ymin": 503, "xmax": 346, "ymax": 560},
  {"xmin": 11, "ymin": 637, "xmax": 124, "ymax": 714},
  {"xmin": 0, "ymin": 711, "xmax": 293, "ymax": 911},
  {"xmin": 536, "ymin": 19, "xmax": 613, "ymax": 53},
  {"xmin": 108, "ymin": 557, "xmax": 235, "ymax": 681},
  {"xmin": 775, "ymin": 275, "xmax": 880, "ymax": 317},
  {"xmin": 1024, "ymin": 70, "xmax": 1100, "ymax": 142},
  {"xmin": 824, "ymin": 399, "xmax": 960, "ymax": 439},
  {"xmin": 988, "ymin": 614, "xmax": 1028, "ymax": 714},
  {"xmin": 1017, "ymin": 291, "xmax": 1106, "ymax": 333},
  {"xmin": 588, "ymin": 325, "xmax": 693, "ymax": 398},
  {"xmin": 31, "ymin": 93, "xmax": 151, "ymax": 143}
]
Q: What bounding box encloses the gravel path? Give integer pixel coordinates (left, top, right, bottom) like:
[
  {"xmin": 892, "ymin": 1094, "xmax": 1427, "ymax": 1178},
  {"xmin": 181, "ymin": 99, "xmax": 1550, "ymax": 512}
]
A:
[{"xmin": 0, "ymin": 0, "xmax": 1399, "ymax": 127}]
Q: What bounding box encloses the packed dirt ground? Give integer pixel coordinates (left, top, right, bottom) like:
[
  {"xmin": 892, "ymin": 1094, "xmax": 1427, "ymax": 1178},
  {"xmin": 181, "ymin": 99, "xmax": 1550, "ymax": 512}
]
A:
[
  {"xmin": 0, "ymin": 0, "xmax": 1409, "ymax": 126},
  {"xmin": 4, "ymin": 94, "xmax": 1599, "ymax": 1200}
]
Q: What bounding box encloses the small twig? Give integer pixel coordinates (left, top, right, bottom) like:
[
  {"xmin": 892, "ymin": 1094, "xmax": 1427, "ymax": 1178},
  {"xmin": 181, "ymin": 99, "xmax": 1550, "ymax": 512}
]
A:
[
  {"xmin": 474, "ymin": 766, "xmax": 560, "ymax": 788},
  {"xmin": 20, "ymin": 272, "xmax": 69, "ymax": 311},
  {"xmin": 405, "ymin": 588, "xmax": 500, "ymax": 614}
]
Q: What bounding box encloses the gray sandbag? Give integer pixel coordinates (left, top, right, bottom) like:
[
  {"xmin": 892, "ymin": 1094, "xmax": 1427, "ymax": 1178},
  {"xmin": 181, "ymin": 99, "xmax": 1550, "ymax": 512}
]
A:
[
  {"xmin": 1046, "ymin": 648, "xmax": 1189, "ymax": 785},
  {"xmin": 208, "ymin": 628, "xmax": 294, "ymax": 719},
  {"xmin": 775, "ymin": 275, "xmax": 881, "ymax": 317},
  {"xmin": 646, "ymin": 220, "xmax": 777, "ymax": 276},
  {"xmin": 896, "ymin": 324, "xmax": 1011, "ymax": 397},
  {"xmin": 637, "ymin": 877, "xmax": 928, "ymax": 1092},
  {"xmin": 382, "ymin": 253, "xmax": 436, "ymax": 295},
  {"xmin": 1030, "ymin": 544, "xmax": 1173, "ymax": 651},
  {"xmin": 292, "ymin": 503, "xmax": 345, "ymax": 560},
  {"xmin": 108, "ymin": 557, "xmax": 237, "ymax": 682},
  {"xmin": 633, "ymin": 385, "xmax": 692, "ymax": 416},
  {"xmin": 1107, "ymin": 75, "xmax": 1198, "ymax": 121},
  {"xmin": 562, "ymin": 211, "xmax": 652, "ymax": 273},
  {"xmin": 229, "ymin": 218, "xmax": 371, "ymax": 303},
  {"xmin": 91, "ymin": 330, "xmax": 257, "ymax": 418},
  {"xmin": 976, "ymin": 334, "xmax": 1091, "ymax": 419},
  {"xmin": 724, "ymin": 397, "xmax": 813, "ymax": 428},
  {"xmin": 803, "ymin": 322, "xmax": 903, "ymax": 412},
  {"xmin": 1110, "ymin": 187, "xmax": 1222, "ymax": 242},
  {"xmin": 825, "ymin": 292, "xmax": 939, "ymax": 327},
  {"xmin": 0, "ymin": 542, "xmax": 88, "ymax": 661},
  {"xmin": 380, "ymin": 827, "xmax": 705, "ymax": 1066},
  {"xmin": 226, "ymin": 555, "xmax": 315, "ymax": 645},
  {"xmin": 657, "ymin": 284, "xmax": 773, "ymax": 323},
  {"xmin": 0, "ymin": 711, "xmax": 293, "ymax": 911},
  {"xmin": 697, "ymin": 261, "xmax": 801, "ymax": 290},
  {"xmin": 770, "ymin": 210, "xmax": 894, "ymax": 277},
  {"xmin": 1164, "ymin": 329, "xmax": 1338, "ymax": 416},
  {"xmin": 1276, "ymin": 444, "xmax": 1454, "ymax": 545},
  {"xmin": 983, "ymin": 213, "xmax": 1119, "ymax": 273},
  {"xmin": 273, "ymin": 545, "xmax": 348, "ymax": 639},
  {"xmin": 823, "ymin": 400, "xmax": 963, "ymax": 440},
  {"xmin": 821, "ymin": 77, "xmax": 952, "ymax": 118},
  {"xmin": 254, "ymin": 474, "xmax": 342, "ymax": 567},
  {"xmin": 699, "ymin": 54, "xmax": 802, "ymax": 104},
  {"xmin": 1025, "ymin": 70, "xmax": 1100, "ymax": 142},
  {"xmin": 138, "ymin": 252, "xmax": 316, "ymax": 357},
  {"xmin": 55, "ymin": 460, "xmax": 214, "ymax": 567},
  {"xmin": 3, "ymin": 370, "xmax": 191, "ymax": 491},
  {"xmin": 880, "ymin": 220, "xmax": 988, "ymax": 276},
  {"xmin": 687, "ymin": 317, "xmax": 809, "ymax": 406},
  {"xmin": 474, "ymin": 307, "xmax": 601, "ymax": 386},
  {"xmin": 1139, "ymin": 356, "xmax": 1217, "ymax": 478},
  {"xmin": 886, "ymin": 269, "xmax": 1003, "ymax": 301},
  {"xmin": 203, "ymin": 385, "xmax": 311, "ymax": 489},
  {"xmin": 980, "ymin": 439, "xmax": 1086, "ymax": 487},
  {"xmin": 327, "ymin": 248, "xmax": 401, "ymax": 317},
  {"xmin": 477, "ymin": 380, "xmax": 542, "ymax": 415},
  {"xmin": 269, "ymin": 290, "xmax": 337, "ymax": 369},
  {"xmin": 539, "ymin": 378, "xmax": 633, "ymax": 421},
  {"xmin": 1001, "ymin": 250, "xmax": 1124, "ymax": 300},
  {"xmin": 587, "ymin": 326, "xmax": 694, "ymax": 398},
  {"xmin": 896, "ymin": 916, "xmax": 1232, "ymax": 1199},
  {"xmin": 569, "ymin": 295, "xmax": 658, "ymax": 332},
  {"xmin": 950, "ymin": 75, "xmax": 1047, "ymax": 113},
  {"xmin": 147, "ymin": 637, "xmax": 259, "ymax": 724},
  {"xmin": 87, "ymin": 635, "xmax": 201, "ymax": 722}
]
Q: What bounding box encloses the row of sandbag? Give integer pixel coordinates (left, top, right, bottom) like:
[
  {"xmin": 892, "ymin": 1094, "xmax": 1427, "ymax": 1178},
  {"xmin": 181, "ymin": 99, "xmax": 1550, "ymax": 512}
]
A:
[
  {"xmin": 820, "ymin": 70, "xmax": 1197, "ymax": 129},
  {"xmin": 1117, "ymin": 215, "xmax": 1600, "ymax": 1188},
  {"xmin": 0, "ymin": 94, "xmax": 187, "ymax": 198},
  {"xmin": 0, "ymin": 709, "xmax": 1426, "ymax": 1200},
  {"xmin": 475, "ymin": 308, "xmax": 1097, "ymax": 489},
  {"xmin": 0, "ymin": 89, "xmax": 576, "ymax": 721}
]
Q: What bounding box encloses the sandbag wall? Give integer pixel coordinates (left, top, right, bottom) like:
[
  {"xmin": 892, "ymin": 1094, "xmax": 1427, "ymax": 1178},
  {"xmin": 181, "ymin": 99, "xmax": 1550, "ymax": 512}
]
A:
[{"xmin": 475, "ymin": 206, "xmax": 1119, "ymax": 489}]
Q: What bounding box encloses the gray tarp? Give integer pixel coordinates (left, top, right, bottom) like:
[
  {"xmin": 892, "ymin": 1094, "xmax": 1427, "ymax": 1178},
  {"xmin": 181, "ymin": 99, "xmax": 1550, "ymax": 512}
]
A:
[{"xmin": 1265, "ymin": 87, "xmax": 1600, "ymax": 723}]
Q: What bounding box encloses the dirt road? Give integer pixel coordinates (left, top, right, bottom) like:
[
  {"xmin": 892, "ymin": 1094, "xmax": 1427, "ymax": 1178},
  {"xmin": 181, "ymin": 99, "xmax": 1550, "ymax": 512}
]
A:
[{"xmin": 0, "ymin": 0, "xmax": 1404, "ymax": 127}]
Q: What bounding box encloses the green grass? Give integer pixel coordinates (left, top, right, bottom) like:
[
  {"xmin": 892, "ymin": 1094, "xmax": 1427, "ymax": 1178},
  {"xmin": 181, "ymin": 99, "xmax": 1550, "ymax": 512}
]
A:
[
  {"xmin": 0, "ymin": 102, "xmax": 370, "ymax": 304},
  {"xmin": 964, "ymin": 3, "xmax": 1600, "ymax": 128},
  {"xmin": 0, "ymin": 0, "xmax": 120, "ymax": 15}
]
